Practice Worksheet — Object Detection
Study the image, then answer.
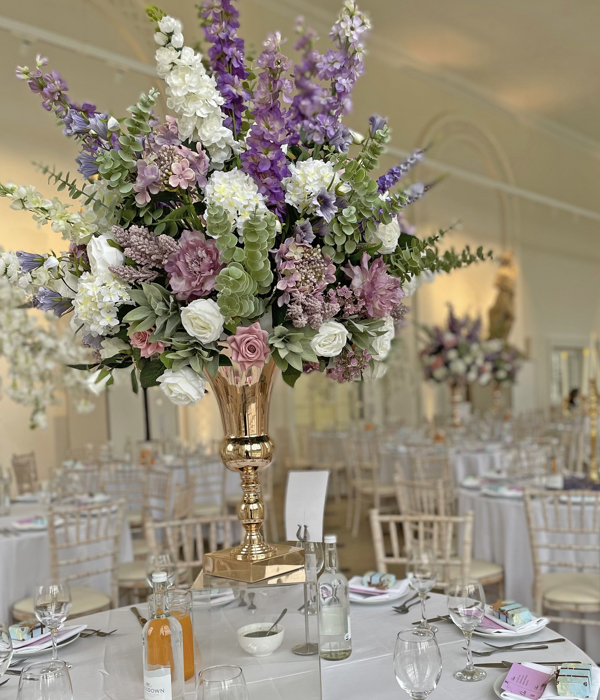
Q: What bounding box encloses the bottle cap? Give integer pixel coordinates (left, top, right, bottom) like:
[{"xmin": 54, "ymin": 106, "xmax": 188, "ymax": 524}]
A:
[
  {"xmin": 152, "ymin": 571, "xmax": 168, "ymax": 583},
  {"xmin": 324, "ymin": 534, "xmax": 337, "ymax": 544}
]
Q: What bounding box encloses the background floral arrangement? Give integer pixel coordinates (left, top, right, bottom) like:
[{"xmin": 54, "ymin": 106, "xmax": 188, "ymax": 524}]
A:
[
  {"xmin": 481, "ymin": 338, "xmax": 522, "ymax": 385},
  {"xmin": 420, "ymin": 307, "xmax": 488, "ymax": 387},
  {"xmin": 0, "ymin": 1, "xmax": 491, "ymax": 407},
  {"xmin": 0, "ymin": 250, "xmax": 100, "ymax": 428}
]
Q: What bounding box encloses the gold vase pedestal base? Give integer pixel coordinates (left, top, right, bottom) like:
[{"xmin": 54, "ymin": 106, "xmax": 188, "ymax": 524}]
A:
[{"xmin": 201, "ymin": 545, "xmax": 306, "ymax": 584}]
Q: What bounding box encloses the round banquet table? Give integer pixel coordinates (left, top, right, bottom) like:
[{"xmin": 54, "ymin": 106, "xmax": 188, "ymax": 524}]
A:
[
  {"xmin": 450, "ymin": 445, "xmax": 506, "ymax": 482},
  {"xmin": 0, "ymin": 502, "xmax": 133, "ymax": 624},
  {"xmin": 458, "ymin": 487, "xmax": 600, "ymax": 656},
  {"xmin": 0, "ymin": 592, "xmax": 595, "ymax": 699}
]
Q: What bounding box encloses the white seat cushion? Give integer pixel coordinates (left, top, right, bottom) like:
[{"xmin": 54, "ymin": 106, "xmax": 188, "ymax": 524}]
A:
[
  {"xmin": 132, "ymin": 539, "xmax": 149, "ymax": 558},
  {"xmin": 542, "ymin": 572, "xmax": 600, "ymax": 607},
  {"xmin": 470, "ymin": 558, "xmax": 504, "ymax": 582},
  {"xmin": 118, "ymin": 561, "xmax": 148, "ymax": 584},
  {"xmin": 13, "ymin": 586, "xmax": 110, "ymax": 620}
]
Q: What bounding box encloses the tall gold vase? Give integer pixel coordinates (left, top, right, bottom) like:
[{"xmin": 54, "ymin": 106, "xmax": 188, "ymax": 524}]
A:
[
  {"xmin": 449, "ymin": 383, "xmax": 464, "ymax": 428},
  {"xmin": 201, "ymin": 357, "xmax": 305, "ymax": 583}
]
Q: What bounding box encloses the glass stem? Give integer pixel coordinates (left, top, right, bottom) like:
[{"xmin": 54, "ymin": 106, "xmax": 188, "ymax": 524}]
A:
[
  {"xmin": 51, "ymin": 628, "xmax": 58, "ymax": 660},
  {"xmin": 419, "ymin": 593, "xmax": 427, "ymax": 627},
  {"xmin": 464, "ymin": 630, "xmax": 473, "ymax": 671}
]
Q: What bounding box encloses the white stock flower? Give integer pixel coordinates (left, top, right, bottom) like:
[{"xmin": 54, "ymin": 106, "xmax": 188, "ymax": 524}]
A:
[
  {"xmin": 87, "ymin": 235, "xmax": 124, "ymax": 275},
  {"xmin": 86, "ymin": 369, "xmax": 111, "ymax": 396},
  {"xmin": 180, "ymin": 298, "xmax": 224, "ymax": 344},
  {"xmin": 205, "ymin": 169, "xmax": 268, "ymax": 230},
  {"xmin": 367, "ymin": 218, "xmax": 400, "ymax": 254},
  {"xmin": 73, "ymin": 272, "xmax": 131, "ymax": 336},
  {"xmin": 282, "ymin": 159, "xmax": 340, "ymax": 214},
  {"xmin": 158, "ymin": 16, "xmax": 182, "ymax": 34},
  {"xmin": 370, "ymin": 316, "xmax": 395, "ymax": 361},
  {"xmin": 310, "ymin": 320, "xmax": 349, "ymax": 357},
  {"xmin": 158, "ymin": 367, "xmax": 206, "ymax": 406}
]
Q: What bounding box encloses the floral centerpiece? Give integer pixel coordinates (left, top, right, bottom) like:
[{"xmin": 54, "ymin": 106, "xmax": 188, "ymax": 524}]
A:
[
  {"xmin": 0, "ymin": 1, "xmax": 491, "ymax": 405},
  {"xmin": 481, "ymin": 338, "xmax": 522, "ymax": 386}
]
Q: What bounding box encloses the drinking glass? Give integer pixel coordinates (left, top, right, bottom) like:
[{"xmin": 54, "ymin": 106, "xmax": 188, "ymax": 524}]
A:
[
  {"xmin": 149, "ymin": 588, "xmax": 195, "ymax": 682},
  {"xmin": 146, "ymin": 551, "xmax": 176, "ymax": 587},
  {"xmin": 447, "ymin": 579, "xmax": 486, "ymax": 682},
  {"xmin": 394, "ymin": 629, "xmax": 442, "ymax": 699},
  {"xmin": 33, "ymin": 580, "xmax": 71, "ymax": 661},
  {"xmin": 406, "ymin": 548, "xmax": 438, "ymax": 634},
  {"xmin": 0, "ymin": 622, "xmax": 13, "ymax": 678},
  {"xmin": 16, "ymin": 660, "xmax": 73, "ymax": 700},
  {"xmin": 197, "ymin": 665, "xmax": 248, "ymax": 700}
]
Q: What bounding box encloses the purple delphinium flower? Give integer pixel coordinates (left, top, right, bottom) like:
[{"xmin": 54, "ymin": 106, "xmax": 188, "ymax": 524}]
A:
[
  {"xmin": 369, "ymin": 114, "xmax": 387, "ymax": 136},
  {"xmin": 377, "ymin": 148, "xmax": 425, "ymax": 193},
  {"xmin": 241, "ymin": 32, "xmax": 293, "ymax": 216},
  {"xmin": 16, "ymin": 251, "xmax": 44, "ymax": 272},
  {"xmin": 200, "ymin": 0, "xmax": 249, "ymax": 134},
  {"xmin": 165, "ymin": 230, "xmax": 225, "ymax": 301},
  {"xmin": 33, "ymin": 286, "xmax": 73, "ymax": 317},
  {"xmin": 315, "ymin": 189, "xmax": 338, "ymax": 223},
  {"xmin": 342, "ymin": 252, "xmax": 404, "ymax": 319}
]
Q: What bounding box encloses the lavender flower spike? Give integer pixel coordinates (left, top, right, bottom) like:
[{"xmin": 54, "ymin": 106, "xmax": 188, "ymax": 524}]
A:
[
  {"xmin": 33, "ymin": 286, "xmax": 73, "ymax": 317},
  {"xmin": 369, "ymin": 114, "xmax": 387, "ymax": 136},
  {"xmin": 16, "ymin": 251, "xmax": 44, "ymax": 272},
  {"xmin": 377, "ymin": 147, "xmax": 425, "ymax": 193}
]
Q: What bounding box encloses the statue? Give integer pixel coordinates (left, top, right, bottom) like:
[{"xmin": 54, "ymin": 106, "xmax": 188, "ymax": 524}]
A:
[{"xmin": 488, "ymin": 250, "xmax": 517, "ymax": 340}]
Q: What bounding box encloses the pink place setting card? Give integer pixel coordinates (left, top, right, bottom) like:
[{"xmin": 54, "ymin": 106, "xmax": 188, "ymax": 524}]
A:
[
  {"xmin": 501, "ymin": 663, "xmax": 553, "ymax": 700},
  {"xmin": 479, "ymin": 615, "xmax": 505, "ymax": 629}
]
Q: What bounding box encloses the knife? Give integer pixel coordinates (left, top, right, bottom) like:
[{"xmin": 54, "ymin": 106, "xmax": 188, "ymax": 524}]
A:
[
  {"xmin": 474, "ymin": 660, "xmax": 582, "ymax": 669},
  {"xmin": 131, "ymin": 606, "xmax": 147, "ymax": 627},
  {"xmin": 411, "ymin": 615, "xmax": 451, "ymax": 625}
]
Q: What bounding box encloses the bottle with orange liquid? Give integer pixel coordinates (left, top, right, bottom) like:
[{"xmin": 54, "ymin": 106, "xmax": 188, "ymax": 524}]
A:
[
  {"xmin": 167, "ymin": 589, "xmax": 195, "ymax": 682},
  {"xmin": 142, "ymin": 572, "xmax": 184, "ymax": 700}
]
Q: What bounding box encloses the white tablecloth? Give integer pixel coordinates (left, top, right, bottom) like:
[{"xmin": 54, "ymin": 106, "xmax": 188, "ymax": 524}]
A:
[
  {"xmin": 0, "ymin": 593, "xmax": 594, "ymax": 699},
  {"xmin": 0, "ymin": 502, "xmax": 133, "ymax": 623},
  {"xmin": 451, "ymin": 446, "xmax": 506, "ymax": 481},
  {"xmin": 458, "ymin": 488, "xmax": 600, "ymax": 656}
]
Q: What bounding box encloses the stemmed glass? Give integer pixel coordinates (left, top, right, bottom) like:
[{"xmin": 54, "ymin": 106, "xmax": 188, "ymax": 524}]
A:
[
  {"xmin": 406, "ymin": 548, "xmax": 438, "ymax": 634},
  {"xmin": 447, "ymin": 579, "xmax": 486, "ymax": 682},
  {"xmin": 0, "ymin": 623, "xmax": 14, "ymax": 679},
  {"xmin": 146, "ymin": 551, "xmax": 176, "ymax": 588},
  {"xmin": 33, "ymin": 580, "xmax": 72, "ymax": 661},
  {"xmin": 196, "ymin": 665, "xmax": 249, "ymax": 700},
  {"xmin": 394, "ymin": 629, "xmax": 442, "ymax": 699},
  {"xmin": 16, "ymin": 660, "xmax": 73, "ymax": 700}
]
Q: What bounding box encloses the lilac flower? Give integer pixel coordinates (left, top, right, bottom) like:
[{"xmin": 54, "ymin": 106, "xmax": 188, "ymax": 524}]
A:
[
  {"xmin": 133, "ymin": 161, "xmax": 161, "ymax": 205},
  {"xmin": 154, "ymin": 116, "xmax": 180, "ymax": 146},
  {"xmin": 33, "ymin": 287, "xmax": 73, "ymax": 317},
  {"xmin": 343, "ymin": 253, "xmax": 404, "ymax": 319},
  {"xmin": 16, "ymin": 251, "xmax": 44, "ymax": 272},
  {"xmin": 169, "ymin": 159, "xmax": 195, "ymax": 189},
  {"xmin": 315, "ymin": 189, "xmax": 337, "ymax": 223},
  {"xmin": 369, "ymin": 114, "xmax": 387, "ymax": 136},
  {"xmin": 377, "ymin": 148, "xmax": 425, "ymax": 193},
  {"xmin": 165, "ymin": 230, "xmax": 225, "ymax": 301},
  {"xmin": 326, "ymin": 346, "xmax": 371, "ymax": 383}
]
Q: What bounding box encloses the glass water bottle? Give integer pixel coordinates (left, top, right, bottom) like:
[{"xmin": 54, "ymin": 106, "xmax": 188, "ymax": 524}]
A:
[
  {"xmin": 142, "ymin": 572, "xmax": 185, "ymax": 700},
  {"xmin": 317, "ymin": 534, "xmax": 352, "ymax": 661}
]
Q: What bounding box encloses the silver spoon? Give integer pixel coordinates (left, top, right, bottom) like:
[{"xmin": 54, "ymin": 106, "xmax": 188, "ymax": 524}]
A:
[{"xmin": 244, "ymin": 608, "xmax": 288, "ymax": 638}]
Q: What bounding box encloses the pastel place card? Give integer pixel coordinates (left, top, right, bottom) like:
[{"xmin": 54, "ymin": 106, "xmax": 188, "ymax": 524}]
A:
[{"xmin": 501, "ymin": 663, "xmax": 553, "ymax": 700}]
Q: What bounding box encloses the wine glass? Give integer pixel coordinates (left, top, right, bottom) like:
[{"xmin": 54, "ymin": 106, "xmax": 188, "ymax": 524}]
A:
[
  {"xmin": 16, "ymin": 660, "xmax": 73, "ymax": 700},
  {"xmin": 33, "ymin": 580, "xmax": 71, "ymax": 661},
  {"xmin": 196, "ymin": 665, "xmax": 249, "ymax": 700},
  {"xmin": 146, "ymin": 551, "xmax": 176, "ymax": 588},
  {"xmin": 406, "ymin": 548, "xmax": 438, "ymax": 634},
  {"xmin": 447, "ymin": 579, "xmax": 486, "ymax": 682},
  {"xmin": 0, "ymin": 623, "xmax": 14, "ymax": 678},
  {"xmin": 394, "ymin": 629, "xmax": 442, "ymax": 699}
]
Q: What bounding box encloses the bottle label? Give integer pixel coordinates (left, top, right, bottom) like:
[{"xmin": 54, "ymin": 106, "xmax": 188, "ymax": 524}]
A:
[{"xmin": 144, "ymin": 668, "xmax": 172, "ymax": 700}]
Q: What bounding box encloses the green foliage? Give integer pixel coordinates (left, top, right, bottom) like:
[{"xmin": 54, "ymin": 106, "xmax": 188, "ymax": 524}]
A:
[
  {"xmin": 345, "ymin": 317, "xmax": 385, "ymax": 353},
  {"xmin": 139, "ymin": 357, "xmax": 165, "ymax": 388},
  {"xmin": 241, "ymin": 209, "xmax": 277, "ymax": 294},
  {"xmin": 206, "ymin": 204, "xmax": 238, "ymax": 262},
  {"xmin": 96, "ymin": 88, "xmax": 159, "ymax": 191},
  {"xmin": 215, "ymin": 263, "xmax": 261, "ymax": 321},
  {"xmin": 146, "ymin": 5, "xmax": 167, "ymax": 23},
  {"xmin": 268, "ymin": 325, "xmax": 318, "ymax": 386},
  {"xmin": 161, "ymin": 332, "xmax": 219, "ymax": 377},
  {"xmin": 34, "ymin": 163, "xmax": 93, "ymax": 203},
  {"xmin": 122, "ymin": 282, "xmax": 181, "ymax": 341}
]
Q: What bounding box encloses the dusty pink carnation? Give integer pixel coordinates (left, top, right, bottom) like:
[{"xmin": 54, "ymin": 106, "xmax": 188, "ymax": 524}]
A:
[
  {"xmin": 227, "ymin": 323, "xmax": 271, "ymax": 371},
  {"xmin": 165, "ymin": 230, "xmax": 225, "ymax": 301},
  {"xmin": 130, "ymin": 330, "xmax": 171, "ymax": 358},
  {"xmin": 342, "ymin": 252, "xmax": 404, "ymax": 319}
]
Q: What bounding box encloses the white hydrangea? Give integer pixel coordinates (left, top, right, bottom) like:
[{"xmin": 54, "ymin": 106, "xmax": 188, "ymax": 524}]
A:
[
  {"xmin": 73, "ymin": 272, "xmax": 131, "ymax": 336},
  {"xmin": 154, "ymin": 17, "xmax": 237, "ymax": 166},
  {"xmin": 204, "ymin": 169, "xmax": 268, "ymax": 231},
  {"xmin": 282, "ymin": 158, "xmax": 340, "ymax": 214}
]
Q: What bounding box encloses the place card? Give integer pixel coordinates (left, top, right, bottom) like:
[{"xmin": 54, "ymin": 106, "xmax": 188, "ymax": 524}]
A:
[
  {"xmin": 501, "ymin": 663, "xmax": 553, "ymax": 700},
  {"xmin": 285, "ymin": 470, "xmax": 329, "ymax": 542}
]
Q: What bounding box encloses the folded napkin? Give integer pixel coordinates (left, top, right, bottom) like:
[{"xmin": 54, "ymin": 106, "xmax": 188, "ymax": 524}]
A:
[
  {"xmin": 12, "ymin": 625, "xmax": 87, "ymax": 652},
  {"xmin": 11, "ymin": 493, "xmax": 38, "ymax": 503},
  {"xmin": 348, "ymin": 577, "xmax": 409, "ymax": 601},
  {"xmin": 501, "ymin": 663, "xmax": 600, "ymax": 700},
  {"xmin": 12, "ymin": 515, "xmax": 47, "ymax": 531},
  {"xmin": 479, "ymin": 608, "xmax": 548, "ymax": 635}
]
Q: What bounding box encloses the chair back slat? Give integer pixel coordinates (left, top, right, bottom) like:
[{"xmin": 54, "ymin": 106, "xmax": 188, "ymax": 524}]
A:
[{"xmin": 11, "ymin": 452, "xmax": 39, "ymax": 495}]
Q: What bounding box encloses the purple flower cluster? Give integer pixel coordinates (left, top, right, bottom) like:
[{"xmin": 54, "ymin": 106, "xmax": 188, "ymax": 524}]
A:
[
  {"xmin": 164, "ymin": 230, "xmax": 225, "ymax": 301},
  {"xmin": 200, "ymin": 0, "xmax": 249, "ymax": 134},
  {"xmin": 377, "ymin": 148, "xmax": 425, "ymax": 193},
  {"xmin": 326, "ymin": 346, "xmax": 371, "ymax": 383},
  {"xmin": 342, "ymin": 253, "xmax": 405, "ymax": 319},
  {"xmin": 241, "ymin": 33, "xmax": 293, "ymax": 215},
  {"xmin": 32, "ymin": 286, "xmax": 73, "ymax": 317}
]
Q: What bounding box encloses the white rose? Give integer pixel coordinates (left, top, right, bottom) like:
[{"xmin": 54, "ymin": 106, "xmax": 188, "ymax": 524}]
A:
[
  {"xmin": 180, "ymin": 299, "xmax": 224, "ymax": 344},
  {"xmin": 368, "ymin": 218, "xmax": 400, "ymax": 254},
  {"xmin": 86, "ymin": 369, "xmax": 111, "ymax": 396},
  {"xmin": 310, "ymin": 320, "xmax": 348, "ymax": 357},
  {"xmin": 432, "ymin": 367, "xmax": 448, "ymax": 381},
  {"xmin": 87, "ymin": 235, "xmax": 124, "ymax": 275},
  {"xmin": 158, "ymin": 367, "xmax": 206, "ymax": 406},
  {"xmin": 371, "ymin": 316, "xmax": 395, "ymax": 361}
]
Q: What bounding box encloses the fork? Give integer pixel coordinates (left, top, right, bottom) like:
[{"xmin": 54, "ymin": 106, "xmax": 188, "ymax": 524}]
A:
[
  {"xmin": 393, "ymin": 594, "xmax": 428, "ymax": 615},
  {"xmin": 247, "ymin": 593, "xmax": 257, "ymax": 611},
  {"xmin": 468, "ymin": 644, "xmax": 548, "ymax": 657},
  {"xmin": 484, "ymin": 637, "xmax": 565, "ymax": 650}
]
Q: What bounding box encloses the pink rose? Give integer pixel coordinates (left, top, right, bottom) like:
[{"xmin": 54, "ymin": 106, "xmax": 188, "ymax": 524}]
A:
[
  {"xmin": 227, "ymin": 323, "xmax": 270, "ymax": 371},
  {"xmin": 130, "ymin": 330, "xmax": 170, "ymax": 358}
]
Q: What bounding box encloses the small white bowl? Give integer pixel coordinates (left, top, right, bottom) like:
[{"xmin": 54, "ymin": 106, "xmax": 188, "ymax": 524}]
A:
[{"xmin": 237, "ymin": 623, "xmax": 284, "ymax": 657}]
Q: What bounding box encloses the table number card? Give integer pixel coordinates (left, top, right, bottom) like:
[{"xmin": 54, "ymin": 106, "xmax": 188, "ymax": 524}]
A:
[
  {"xmin": 285, "ymin": 470, "xmax": 329, "ymax": 543},
  {"xmin": 501, "ymin": 663, "xmax": 553, "ymax": 700}
]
